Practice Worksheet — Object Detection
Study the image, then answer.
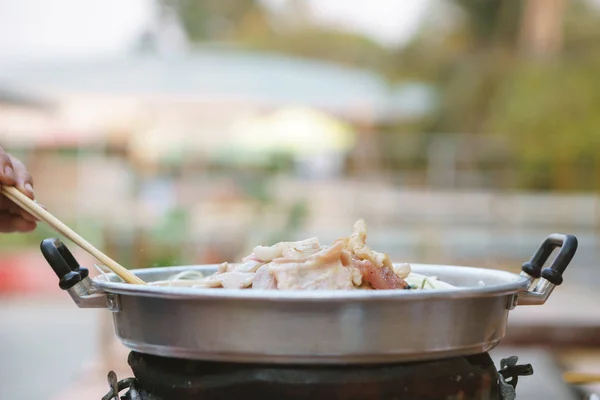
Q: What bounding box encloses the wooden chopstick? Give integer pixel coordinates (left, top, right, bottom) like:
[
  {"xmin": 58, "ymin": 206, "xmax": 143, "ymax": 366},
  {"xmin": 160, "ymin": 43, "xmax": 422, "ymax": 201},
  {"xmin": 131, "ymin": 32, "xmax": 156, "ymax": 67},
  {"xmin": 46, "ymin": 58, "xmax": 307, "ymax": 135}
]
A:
[
  {"xmin": 563, "ymin": 371, "xmax": 600, "ymax": 385},
  {"xmin": 1, "ymin": 186, "xmax": 146, "ymax": 285}
]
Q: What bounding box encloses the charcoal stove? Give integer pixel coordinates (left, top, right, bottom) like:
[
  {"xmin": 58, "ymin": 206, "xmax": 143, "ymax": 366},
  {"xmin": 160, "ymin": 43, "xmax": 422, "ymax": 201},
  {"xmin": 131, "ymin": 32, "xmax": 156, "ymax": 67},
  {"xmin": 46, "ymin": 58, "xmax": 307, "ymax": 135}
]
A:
[{"xmin": 102, "ymin": 351, "xmax": 533, "ymax": 400}]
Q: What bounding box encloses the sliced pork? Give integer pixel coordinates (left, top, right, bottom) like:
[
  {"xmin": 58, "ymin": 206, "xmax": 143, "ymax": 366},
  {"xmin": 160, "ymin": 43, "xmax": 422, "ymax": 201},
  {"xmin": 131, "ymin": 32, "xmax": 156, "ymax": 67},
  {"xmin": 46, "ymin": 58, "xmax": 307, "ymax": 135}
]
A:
[
  {"xmin": 160, "ymin": 219, "xmax": 415, "ymax": 291},
  {"xmin": 269, "ymin": 242, "xmax": 362, "ymax": 290}
]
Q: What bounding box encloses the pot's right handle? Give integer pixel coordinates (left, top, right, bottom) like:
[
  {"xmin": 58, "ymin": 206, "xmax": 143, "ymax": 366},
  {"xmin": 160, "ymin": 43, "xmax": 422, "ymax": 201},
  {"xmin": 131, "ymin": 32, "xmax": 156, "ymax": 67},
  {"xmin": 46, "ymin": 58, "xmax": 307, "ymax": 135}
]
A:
[{"xmin": 517, "ymin": 233, "xmax": 578, "ymax": 306}]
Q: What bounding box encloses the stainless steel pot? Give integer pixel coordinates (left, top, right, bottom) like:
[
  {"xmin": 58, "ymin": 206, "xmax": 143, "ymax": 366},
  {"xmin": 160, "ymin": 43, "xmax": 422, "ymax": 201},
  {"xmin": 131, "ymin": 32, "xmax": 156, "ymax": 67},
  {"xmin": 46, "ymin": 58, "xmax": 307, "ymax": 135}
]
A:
[{"xmin": 40, "ymin": 233, "xmax": 577, "ymax": 365}]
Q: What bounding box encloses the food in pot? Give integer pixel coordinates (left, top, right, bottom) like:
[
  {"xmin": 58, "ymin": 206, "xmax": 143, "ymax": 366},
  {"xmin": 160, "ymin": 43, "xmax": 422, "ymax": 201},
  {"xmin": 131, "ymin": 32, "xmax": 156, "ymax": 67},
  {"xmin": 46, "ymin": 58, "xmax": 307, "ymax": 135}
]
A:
[{"xmin": 149, "ymin": 219, "xmax": 456, "ymax": 290}]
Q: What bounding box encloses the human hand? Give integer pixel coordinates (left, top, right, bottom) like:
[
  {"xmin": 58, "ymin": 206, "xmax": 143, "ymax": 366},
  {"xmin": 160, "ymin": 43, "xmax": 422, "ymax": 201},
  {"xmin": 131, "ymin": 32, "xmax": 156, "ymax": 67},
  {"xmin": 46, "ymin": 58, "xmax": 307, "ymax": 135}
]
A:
[{"xmin": 0, "ymin": 146, "xmax": 37, "ymax": 232}]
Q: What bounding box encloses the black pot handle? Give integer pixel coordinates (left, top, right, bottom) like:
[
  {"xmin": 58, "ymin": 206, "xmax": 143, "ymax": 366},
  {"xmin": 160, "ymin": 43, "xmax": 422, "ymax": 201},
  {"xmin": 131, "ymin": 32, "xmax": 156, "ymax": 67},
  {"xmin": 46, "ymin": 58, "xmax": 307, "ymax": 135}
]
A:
[
  {"xmin": 40, "ymin": 238, "xmax": 89, "ymax": 290},
  {"xmin": 521, "ymin": 233, "xmax": 578, "ymax": 286}
]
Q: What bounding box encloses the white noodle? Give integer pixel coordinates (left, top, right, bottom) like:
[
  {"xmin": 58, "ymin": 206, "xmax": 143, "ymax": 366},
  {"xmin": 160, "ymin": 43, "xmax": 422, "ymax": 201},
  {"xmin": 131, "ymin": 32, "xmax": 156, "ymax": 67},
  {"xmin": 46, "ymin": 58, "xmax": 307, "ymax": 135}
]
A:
[
  {"xmin": 94, "ymin": 264, "xmax": 123, "ymax": 283},
  {"xmin": 168, "ymin": 270, "xmax": 205, "ymax": 281}
]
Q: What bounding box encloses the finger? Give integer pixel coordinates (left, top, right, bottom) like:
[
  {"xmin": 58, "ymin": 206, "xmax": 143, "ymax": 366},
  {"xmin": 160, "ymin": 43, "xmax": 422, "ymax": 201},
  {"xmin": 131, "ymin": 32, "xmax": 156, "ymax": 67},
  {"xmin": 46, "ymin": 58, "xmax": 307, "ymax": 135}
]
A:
[
  {"xmin": 0, "ymin": 213, "xmax": 36, "ymax": 233},
  {"xmin": 0, "ymin": 147, "xmax": 16, "ymax": 185},
  {"xmin": 9, "ymin": 155, "xmax": 34, "ymax": 200},
  {"xmin": 19, "ymin": 209, "xmax": 39, "ymax": 222},
  {"xmin": 1, "ymin": 184, "xmax": 38, "ymax": 222},
  {"xmin": 6, "ymin": 155, "xmax": 38, "ymax": 220},
  {"xmin": 6, "ymin": 201, "xmax": 38, "ymax": 222},
  {"xmin": 0, "ymin": 193, "xmax": 10, "ymax": 211}
]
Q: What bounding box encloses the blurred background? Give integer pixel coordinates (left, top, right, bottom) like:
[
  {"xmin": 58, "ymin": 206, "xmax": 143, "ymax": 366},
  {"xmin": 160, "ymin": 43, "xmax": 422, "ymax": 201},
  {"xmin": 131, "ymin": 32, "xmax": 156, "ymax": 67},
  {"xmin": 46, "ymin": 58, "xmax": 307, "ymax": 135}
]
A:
[{"xmin": 1, "ymin": 0, "xmax": 600, "ymax": 398}]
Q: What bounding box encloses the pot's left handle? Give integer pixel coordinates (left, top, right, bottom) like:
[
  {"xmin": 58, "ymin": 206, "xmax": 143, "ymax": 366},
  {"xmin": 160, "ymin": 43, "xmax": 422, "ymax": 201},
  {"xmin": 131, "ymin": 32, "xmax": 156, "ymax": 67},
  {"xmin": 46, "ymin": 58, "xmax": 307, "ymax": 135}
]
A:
[
  {"xmin": 40, "ymin": 238, "xmax": 112, "ymax": 309},
  {"xmin": 41, "ymin": 238, "xmax": 87, "ymax": 289},
  {"xmin": 517, "ymin": 233, "xmax": 578, "ymax": 306}
]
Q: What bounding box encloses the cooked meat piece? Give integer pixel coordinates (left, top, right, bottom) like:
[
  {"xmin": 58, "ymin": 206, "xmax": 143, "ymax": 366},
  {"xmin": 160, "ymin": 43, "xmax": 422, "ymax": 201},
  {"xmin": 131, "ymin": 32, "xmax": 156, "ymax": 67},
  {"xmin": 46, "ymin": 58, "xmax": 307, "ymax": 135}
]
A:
[
  {"xmin": 227, "ymin": 260, "xmax": 264, "ymax": 273},
  {"xmin": 170, "ymin": 271, "xmax": 255, "ymax": 289},
  {"xmin": 339, "ymin": 219, "xmax": 394, "ymax": 270},
  {"xmin": 335, "ymin": 219, "xmax": 411, "ymax": 288},
  {"xmin": 250, "ymin": 237, "xmax": 321, "ymax": 262},
  {"xmin": 352, "ymin": 257, "xmax": 410, "ymax": 290},
  {"xmin": 241, "ymin": 253, "xmax": 262, "ymax": 263},
  {"xmin": 252, "ymin": 265, "xmax": 278, "ymax": 290},
  {"xmin": 269, "ymin": 242, "xmax": 362, "ymax": 290},
  {"xmin": 218, "ymin": 272, "xmax": 255, "ymax": 289},
  {"xmin": 217, "ymin": 262, "xmax": 228, "ymax": 273},
  {"xmin": 392, "ymin": 263, "xmax": 411, "ymax": 279}
]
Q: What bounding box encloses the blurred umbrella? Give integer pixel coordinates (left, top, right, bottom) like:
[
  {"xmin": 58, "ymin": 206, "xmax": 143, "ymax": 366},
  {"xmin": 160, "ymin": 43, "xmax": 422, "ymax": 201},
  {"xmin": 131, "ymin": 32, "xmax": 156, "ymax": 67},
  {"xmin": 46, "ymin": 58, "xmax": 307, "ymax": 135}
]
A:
[
  {"xmin": 223, "ymin": 106, "xmax": 355, "ymax": 162},
  {"xmin": 0, "ymin": 51, "xmax": 436, "ymax": 124},
  {"xmin": 128, "ymin": 106, "xmax": 356, "ymax": 167},
  {"xmin": 0, "ymin": 88, "xmax": 50, "ymax": 108}
]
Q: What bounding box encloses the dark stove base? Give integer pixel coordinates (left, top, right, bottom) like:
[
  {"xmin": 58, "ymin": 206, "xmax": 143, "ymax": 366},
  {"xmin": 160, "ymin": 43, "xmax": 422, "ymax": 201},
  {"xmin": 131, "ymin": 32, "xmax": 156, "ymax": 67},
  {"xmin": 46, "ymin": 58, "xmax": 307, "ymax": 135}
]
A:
[{"xmin": 103, "ymin": 351, "xmax": 533, "ymax": 400}]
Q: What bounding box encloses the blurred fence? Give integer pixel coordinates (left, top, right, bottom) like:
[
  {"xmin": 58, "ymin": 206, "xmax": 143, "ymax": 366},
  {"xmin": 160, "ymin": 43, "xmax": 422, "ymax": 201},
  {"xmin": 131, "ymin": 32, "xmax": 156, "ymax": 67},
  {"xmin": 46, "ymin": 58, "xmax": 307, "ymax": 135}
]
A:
[{"xmin": 218, "ymin": 177, "xmax": 600, "ymax": 266}]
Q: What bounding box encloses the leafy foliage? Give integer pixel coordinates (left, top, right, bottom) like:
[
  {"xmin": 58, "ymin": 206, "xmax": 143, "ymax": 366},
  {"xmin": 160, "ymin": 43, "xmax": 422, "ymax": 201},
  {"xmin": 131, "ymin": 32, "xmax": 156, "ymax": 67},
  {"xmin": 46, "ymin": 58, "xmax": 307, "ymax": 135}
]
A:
[{"xmin": 169, "ymin": 0, "xmax": 600, "ymax": 191}]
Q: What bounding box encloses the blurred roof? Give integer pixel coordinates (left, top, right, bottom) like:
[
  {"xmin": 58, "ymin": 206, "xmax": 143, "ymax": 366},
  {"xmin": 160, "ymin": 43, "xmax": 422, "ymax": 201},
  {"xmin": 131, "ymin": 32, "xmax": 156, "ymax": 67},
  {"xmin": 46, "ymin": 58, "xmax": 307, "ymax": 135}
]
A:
[
  {"xmin": 0, "ymin": 47, "xmax": 435, "ymax": 123},
  {"xmin": 0, "ymin": 88, "xmax": 51, "ymax": 109}
]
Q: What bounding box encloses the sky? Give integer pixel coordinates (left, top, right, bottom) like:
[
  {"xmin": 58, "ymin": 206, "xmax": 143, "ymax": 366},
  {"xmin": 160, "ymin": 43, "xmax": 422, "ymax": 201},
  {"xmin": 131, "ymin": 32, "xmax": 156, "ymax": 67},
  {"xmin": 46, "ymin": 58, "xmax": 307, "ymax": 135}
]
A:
[
  {"xmin": 263, "ymin": 0, "xmax": 430, "ymax": 47},
  {"xmin": 0, "ymin": 0, "xmax": 153, "ymax": 58},
  {"xmin": 0, "ymin": 0, "xmax": 429, "ymax": 59}
]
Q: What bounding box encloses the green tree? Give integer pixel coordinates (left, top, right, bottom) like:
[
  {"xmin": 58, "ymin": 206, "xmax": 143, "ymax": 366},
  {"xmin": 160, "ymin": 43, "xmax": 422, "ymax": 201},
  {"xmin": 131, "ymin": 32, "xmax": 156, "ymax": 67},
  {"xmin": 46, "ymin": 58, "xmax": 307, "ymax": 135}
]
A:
[
  {"xmin": 391, "ymin": 0, "xmax": 600, "ymax": 191},
  {"xmin": 170, "ymin": 0, "xmax": 269, "ymax": 41},
  {"xmin": 390, "ymin": 0, "xmax": 524, "ymax": 134},
  {"xmin": 486, "ymin": 1, "xmax": 600, "ymax": 191}
]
